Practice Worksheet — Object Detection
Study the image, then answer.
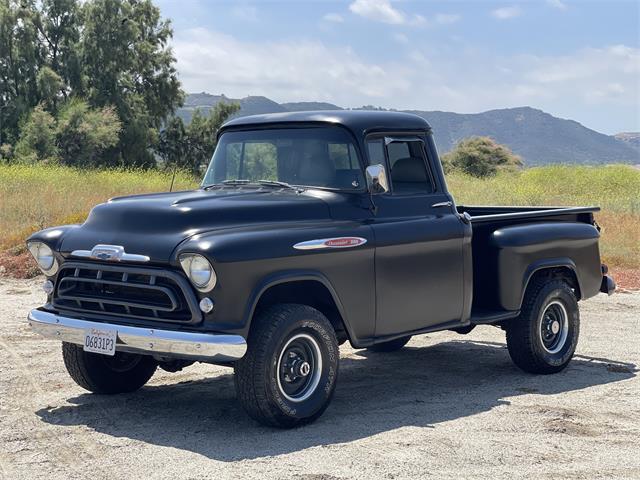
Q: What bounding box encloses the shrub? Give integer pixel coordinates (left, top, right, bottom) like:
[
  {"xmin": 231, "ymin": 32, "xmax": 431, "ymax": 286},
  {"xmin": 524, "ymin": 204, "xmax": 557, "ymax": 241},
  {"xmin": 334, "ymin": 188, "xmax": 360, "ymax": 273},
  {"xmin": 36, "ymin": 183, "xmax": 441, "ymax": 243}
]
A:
[
  {"xmin": 55, "ymin": 99, "xmax": 121, "ymax": 167},
  {"xmin": 442, "ymin": 136, "xmax": 523, "ymax": 177},
  {"xmin": 14, "ymin": 105, "xmax": 58, "ymax": 161}
]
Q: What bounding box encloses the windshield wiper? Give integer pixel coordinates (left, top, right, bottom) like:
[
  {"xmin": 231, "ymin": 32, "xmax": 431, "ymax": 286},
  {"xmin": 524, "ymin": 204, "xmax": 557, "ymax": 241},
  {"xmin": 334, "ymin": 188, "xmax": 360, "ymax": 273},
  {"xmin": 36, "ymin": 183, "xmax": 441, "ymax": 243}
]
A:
[
  {"xmin": 257, "ymin": 180, "xmax": 303, "ymax": 191},
  {"xmin": 204, "ymin": 179, "xmax": 303, "ymax": 192},
  {"xmin": 203, "ymin": 179, "xmax": 251, "ymax": 190},
  {"xmin": 223, "ymin": 179, "xmax": 251, "ymax": 185}
]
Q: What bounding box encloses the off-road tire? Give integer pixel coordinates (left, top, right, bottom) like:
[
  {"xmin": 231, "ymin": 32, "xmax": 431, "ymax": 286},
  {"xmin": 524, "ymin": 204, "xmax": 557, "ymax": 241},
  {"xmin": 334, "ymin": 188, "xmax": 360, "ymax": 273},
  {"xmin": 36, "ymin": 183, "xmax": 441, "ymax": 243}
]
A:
[
  {"xmin": 367, "ymin": 335, "xmax": 411, "ymax": 352},
  {"xmin": 506, "ymin": 278, "xmax": 579, "ymax": 374},
  {"xmin": 62, "ymin": 342, "xmax": 157, "ymax": 394},
  {"xmin": 234, "ymin": 304, "xmax": 339, "ymax": 428}
]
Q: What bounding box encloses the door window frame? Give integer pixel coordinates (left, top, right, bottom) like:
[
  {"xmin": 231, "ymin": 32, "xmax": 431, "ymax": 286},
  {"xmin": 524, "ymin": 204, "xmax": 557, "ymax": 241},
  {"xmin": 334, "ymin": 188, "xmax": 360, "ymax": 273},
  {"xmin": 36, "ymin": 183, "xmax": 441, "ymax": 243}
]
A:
[{"xmin": 364, "ymin": 132, "xmax": 439, "ymax": 196}]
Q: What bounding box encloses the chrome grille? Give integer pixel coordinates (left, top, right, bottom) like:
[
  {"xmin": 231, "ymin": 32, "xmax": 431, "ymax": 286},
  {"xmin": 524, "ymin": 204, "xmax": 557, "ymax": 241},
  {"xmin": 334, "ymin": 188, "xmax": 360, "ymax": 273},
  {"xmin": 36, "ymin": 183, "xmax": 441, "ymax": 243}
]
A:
[{"xmin": 52, "ymin": 262, "xmax": 201, "ymax": 324}]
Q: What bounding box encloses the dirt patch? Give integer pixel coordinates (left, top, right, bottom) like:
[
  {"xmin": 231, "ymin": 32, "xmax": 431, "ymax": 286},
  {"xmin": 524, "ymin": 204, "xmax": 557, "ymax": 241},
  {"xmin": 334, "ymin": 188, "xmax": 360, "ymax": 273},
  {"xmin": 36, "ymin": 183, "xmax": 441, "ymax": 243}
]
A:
[
  {"xmin": 610, "ymin": 267, "xmax": 640, "ymax": 291},
  {"xmin": 0, "ymin": 247, "xmax": 39, "ymax": 279}
]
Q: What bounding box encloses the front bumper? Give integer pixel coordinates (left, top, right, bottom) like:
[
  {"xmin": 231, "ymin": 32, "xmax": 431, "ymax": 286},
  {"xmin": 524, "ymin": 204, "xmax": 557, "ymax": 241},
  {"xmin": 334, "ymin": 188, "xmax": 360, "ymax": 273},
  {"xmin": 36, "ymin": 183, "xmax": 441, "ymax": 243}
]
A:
[{"xmin": 27, "ymin": 309, "xmax": 246, "ymax": 362}]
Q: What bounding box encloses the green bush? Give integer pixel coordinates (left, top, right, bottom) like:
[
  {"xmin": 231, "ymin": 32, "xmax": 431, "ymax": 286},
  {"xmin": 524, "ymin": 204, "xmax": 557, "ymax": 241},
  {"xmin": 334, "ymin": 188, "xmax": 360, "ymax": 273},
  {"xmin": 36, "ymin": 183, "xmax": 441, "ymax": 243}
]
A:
[
  {"xmin": 56, "ymin": 99, "xmax": 121, "ymax": 167},
  {"xmin": 14, "ymin": 105, "xmax": 58, "ymax": 161},
  {"xmin": 442, "ymin": 136, "xmax": 523, "ymax": 177}
]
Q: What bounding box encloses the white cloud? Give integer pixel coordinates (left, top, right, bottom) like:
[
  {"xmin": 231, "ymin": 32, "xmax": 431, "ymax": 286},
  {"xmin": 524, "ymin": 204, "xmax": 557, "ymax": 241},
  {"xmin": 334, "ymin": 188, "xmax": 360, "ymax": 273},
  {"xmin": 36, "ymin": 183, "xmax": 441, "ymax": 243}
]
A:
[
  {"xmin": 435, "ymin": 13, "xmax": 461, "ymax": 25},
  {"xmin": 323, "ymin": 13, "xmax": 344, "ymax": 23},
  {"xmin": 349, "ymin": 0, "xmax": 404, "ymax": 24},
  {"xmin": 172, "ymin": 27, "xmax": 639, "ymax": 133},
  {"xmin": 546, "ymin": 0, "xmax": 568, "ymax": 10},
  {"xmin": 173, "ymin": 28, "xmax": 412, "ymax": 103},
  {"xmin": 491, "ymin": 6, "xmax": 522, "ymax": 20},
  {"xmin": 349, "ymin": 0, "xmax": 425, "ymax": 26}
]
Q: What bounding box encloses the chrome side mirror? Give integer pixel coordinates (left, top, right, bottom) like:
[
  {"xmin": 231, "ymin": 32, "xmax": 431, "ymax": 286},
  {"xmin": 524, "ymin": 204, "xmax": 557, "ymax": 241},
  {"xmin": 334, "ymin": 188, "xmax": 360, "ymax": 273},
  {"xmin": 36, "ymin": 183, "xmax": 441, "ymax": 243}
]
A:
[{"xmin": 365, "ymin": 164, "xmax": 389, "ymax": 194}]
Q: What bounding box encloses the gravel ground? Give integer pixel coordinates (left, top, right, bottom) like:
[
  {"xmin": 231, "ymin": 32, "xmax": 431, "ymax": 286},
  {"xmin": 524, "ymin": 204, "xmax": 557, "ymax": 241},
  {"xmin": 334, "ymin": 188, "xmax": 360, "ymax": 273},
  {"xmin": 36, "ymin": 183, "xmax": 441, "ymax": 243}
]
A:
[{"xmin": 1, "ymin": 277, "xmax": 638, "ymax": 480}]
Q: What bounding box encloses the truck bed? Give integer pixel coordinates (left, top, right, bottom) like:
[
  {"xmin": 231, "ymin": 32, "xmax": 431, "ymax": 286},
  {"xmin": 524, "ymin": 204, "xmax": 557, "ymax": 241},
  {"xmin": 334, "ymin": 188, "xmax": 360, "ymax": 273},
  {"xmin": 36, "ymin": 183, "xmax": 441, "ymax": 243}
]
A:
[{"xmin": 457, "ymin": 205, "xmax": 602, "ymax": 319}]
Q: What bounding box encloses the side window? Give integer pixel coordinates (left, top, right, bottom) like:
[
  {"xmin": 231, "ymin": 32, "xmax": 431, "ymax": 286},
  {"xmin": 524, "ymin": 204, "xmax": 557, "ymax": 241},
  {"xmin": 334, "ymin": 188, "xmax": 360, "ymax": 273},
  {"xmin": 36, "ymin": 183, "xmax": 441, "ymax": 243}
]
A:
[
  {"xmin": 366, "ymin": 139, "xmax": 385, "ymax": 166},
  {"xmin": 386, "ymin": 140, "xmax": 434, "ymax": 194}
]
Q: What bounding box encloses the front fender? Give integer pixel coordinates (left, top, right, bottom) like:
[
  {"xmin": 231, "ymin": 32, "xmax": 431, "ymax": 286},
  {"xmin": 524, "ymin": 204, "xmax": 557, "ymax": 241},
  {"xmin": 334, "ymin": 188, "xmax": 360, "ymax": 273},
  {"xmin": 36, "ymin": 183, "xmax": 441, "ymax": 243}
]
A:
[
  {"xmin": 242, "ymin": 269, "xmax": 359, "ymax": 340},
  {"xmin": 26, "ymin": 224, "xmax": 80, "ymax": 251},
  {"xmin": 173, "ymin": 222, "xmax": 376, "ymax": 341}
]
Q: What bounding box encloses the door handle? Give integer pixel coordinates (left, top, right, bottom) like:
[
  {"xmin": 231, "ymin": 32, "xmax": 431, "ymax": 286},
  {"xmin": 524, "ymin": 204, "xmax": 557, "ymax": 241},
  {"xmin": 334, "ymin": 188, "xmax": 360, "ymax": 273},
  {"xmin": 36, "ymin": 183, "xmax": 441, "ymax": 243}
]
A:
[{"xmin": 431, "ymin": 201, "xmax": 453, "ymax": 208}]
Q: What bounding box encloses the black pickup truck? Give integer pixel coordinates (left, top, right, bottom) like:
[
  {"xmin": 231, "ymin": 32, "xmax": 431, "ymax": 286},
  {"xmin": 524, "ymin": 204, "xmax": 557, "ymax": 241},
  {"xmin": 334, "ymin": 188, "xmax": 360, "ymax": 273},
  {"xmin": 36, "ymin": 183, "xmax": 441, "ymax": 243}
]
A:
[{"xmin": 27, "ymin": 111, "xmax": 615, "ymax": 427}]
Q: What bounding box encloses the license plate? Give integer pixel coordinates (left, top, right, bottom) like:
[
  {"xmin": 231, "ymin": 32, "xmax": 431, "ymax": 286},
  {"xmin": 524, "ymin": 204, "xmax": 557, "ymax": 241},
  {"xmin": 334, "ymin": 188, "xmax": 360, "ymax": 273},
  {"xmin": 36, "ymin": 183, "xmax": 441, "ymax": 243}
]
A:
[{"xmin": 83, "ymin": 328, "xmax": 117, "ymax": 356}]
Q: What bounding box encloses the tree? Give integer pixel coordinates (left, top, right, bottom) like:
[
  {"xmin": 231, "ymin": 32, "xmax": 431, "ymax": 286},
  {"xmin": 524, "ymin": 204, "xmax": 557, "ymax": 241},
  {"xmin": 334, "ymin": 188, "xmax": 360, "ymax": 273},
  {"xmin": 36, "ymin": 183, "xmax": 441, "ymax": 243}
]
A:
[
  {"xmin": 442, "ymin": 136, "xmax": 523, "ymax": 177},
  {"xmin": 158, "ymin": 103, "xmax": 240, "ymax": 175},
  {"xmin": 55, "ymin": 99, "xmax": 121, "ymax": 166},
  {"xmin": 36, "ymin": 66, "xmax": 64, "ymax": 112},
  {"xmin": 1, "ymin": 0, "xmax": 183, "ymax": 166},
  {"xmin": 0, "ymin": 0, "xmax": 43, "ymax": 145},
  {"xmin": 81, "ymin": 0, "xmax": 183, "ymax": 166}
]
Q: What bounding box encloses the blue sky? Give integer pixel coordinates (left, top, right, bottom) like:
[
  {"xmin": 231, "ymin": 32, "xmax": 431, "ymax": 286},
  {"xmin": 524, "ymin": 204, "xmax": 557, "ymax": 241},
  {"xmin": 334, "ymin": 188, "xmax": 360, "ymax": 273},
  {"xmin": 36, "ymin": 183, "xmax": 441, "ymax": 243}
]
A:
[{"xmin": 156, "ymin": 0, "xmax": 639, "ymax": 134}]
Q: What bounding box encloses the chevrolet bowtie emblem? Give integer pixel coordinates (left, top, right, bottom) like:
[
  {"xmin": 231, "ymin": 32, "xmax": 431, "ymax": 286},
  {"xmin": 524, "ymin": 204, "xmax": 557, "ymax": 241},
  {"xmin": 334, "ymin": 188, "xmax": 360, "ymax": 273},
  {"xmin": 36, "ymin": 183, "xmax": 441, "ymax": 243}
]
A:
[{"xmin": 71, "ymin": 244, "xmax": 151, "ymax": 263}]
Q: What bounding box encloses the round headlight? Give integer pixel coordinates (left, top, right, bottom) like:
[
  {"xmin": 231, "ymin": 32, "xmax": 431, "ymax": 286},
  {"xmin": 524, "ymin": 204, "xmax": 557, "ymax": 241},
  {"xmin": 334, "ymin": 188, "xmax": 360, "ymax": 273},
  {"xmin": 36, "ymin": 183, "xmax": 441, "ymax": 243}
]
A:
[
  {"xmin": 27, "ymin": 242, "xmax": 59, "ymax": 275},
  {"xmin": 179, "ymin": 254, "xmax": 217, "ymax": 292}
]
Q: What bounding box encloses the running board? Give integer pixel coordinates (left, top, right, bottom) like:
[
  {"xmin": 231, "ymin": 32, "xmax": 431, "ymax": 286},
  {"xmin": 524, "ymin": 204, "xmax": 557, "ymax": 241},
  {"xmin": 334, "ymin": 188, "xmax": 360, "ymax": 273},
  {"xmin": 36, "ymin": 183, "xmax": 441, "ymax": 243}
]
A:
[{"xmin": 470, "ymin": 309, "xmax": 520, "ymax": 325}]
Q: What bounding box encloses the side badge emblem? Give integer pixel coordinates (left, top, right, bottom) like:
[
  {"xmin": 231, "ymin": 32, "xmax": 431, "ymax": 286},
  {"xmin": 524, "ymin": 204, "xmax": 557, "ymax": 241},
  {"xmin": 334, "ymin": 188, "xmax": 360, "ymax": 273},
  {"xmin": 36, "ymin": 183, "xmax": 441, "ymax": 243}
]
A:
[{"xmin": 293, "ymin": 237, "xmax": 368, "ymax": 250}]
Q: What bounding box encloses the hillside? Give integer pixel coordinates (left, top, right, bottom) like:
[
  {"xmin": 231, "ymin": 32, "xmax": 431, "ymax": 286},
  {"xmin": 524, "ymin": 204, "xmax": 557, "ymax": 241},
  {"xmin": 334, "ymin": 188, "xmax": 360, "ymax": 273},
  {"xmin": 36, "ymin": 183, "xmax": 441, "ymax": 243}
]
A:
[
  {"xmin": 614, "ymin": 132, "xmax": 640, "ymax": 152},
  {"xmin": 177, "ymin": 93, "xmax": 640, "ymax": 166}
]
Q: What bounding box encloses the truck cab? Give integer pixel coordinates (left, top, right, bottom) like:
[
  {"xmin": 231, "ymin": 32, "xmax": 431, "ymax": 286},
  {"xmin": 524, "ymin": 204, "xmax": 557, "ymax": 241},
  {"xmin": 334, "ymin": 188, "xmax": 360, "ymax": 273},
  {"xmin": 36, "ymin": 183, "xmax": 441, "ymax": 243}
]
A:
[{"xmin": 26, "ymin": 111, "xmax": 615, "ymax": 428}]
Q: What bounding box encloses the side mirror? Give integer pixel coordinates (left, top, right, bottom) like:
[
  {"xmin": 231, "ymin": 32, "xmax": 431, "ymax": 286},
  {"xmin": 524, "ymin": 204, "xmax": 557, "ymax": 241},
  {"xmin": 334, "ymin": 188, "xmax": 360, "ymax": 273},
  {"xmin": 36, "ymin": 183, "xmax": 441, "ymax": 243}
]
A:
[{"xmin": 365, "ymin": 164, "xmax": 389, "ymax": 194}]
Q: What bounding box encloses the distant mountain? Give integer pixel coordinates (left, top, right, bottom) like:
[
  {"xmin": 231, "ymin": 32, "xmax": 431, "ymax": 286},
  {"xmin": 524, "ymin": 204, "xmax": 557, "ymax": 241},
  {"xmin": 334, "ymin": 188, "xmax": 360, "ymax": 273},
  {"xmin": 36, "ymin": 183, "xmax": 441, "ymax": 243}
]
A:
[
  {"xmin": 614, "ymin": 132, "xmax": 640, "ymax": 152},
  {"xmin": 178, "ymin": 93, "xmax": 640, "ymax": 166}
]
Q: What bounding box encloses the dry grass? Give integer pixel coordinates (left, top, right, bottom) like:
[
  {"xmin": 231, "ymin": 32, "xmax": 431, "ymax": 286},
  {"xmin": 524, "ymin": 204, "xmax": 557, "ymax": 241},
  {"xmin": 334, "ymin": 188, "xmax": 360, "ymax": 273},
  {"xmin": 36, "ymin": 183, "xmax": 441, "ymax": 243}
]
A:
[
  {"xmin": 0, "ymin": 164, "xmax": 198, "ymax": 250},
  {"xmin": 0, "ymin": 163, "xmax": 638, "ymax": 284},
  {"xmin": 447, "ymin": 165, "xmax": 640, "ymax": 270}
]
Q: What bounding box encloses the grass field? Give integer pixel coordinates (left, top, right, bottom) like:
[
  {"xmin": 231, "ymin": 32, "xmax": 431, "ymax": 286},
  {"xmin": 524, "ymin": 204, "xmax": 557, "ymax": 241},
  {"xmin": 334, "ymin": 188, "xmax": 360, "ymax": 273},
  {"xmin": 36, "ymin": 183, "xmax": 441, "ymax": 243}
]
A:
[{"xmin": 1, "ymin": 163, "xmax": 638, "ymax": 273}]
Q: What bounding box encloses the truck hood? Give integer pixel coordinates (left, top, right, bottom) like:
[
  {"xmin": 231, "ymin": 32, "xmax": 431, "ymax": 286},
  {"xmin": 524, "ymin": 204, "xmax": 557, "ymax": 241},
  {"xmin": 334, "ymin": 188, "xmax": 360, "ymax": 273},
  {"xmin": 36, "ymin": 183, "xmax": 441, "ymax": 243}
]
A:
[{"xmin": 59, "ymin": 188, "xmax": 331, "ymax": 263}]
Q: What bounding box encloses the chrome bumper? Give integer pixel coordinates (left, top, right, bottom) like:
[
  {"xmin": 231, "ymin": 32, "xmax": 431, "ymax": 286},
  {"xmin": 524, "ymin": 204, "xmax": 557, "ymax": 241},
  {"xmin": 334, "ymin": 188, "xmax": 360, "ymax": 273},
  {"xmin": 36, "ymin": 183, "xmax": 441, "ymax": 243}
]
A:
[{"xmin": 27, "ymin": 309, "xmax": 247, "ymax": 362}]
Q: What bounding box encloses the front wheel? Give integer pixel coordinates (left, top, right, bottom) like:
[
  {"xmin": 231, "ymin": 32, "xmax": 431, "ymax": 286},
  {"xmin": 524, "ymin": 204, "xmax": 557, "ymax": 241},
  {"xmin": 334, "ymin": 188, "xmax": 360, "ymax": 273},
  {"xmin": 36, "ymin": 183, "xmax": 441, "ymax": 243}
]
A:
[
  {"xmin": 62, "ymin": 342, "xmax": 157, "ymax": 393},
  {"xmin": 234, "ymin": 304, "xmax": 339, "ymax": 428},
  {"xmin": 506, "ymin": 278, "xmax": 579, "ymax": 374}
]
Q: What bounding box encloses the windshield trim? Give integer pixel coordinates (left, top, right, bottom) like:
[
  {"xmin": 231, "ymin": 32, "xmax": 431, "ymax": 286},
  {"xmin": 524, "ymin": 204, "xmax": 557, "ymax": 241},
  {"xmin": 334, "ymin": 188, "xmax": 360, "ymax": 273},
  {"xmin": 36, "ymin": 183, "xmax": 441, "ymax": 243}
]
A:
[{"xmin": 201, "ymin": 125, "xmax": 367, "ymax": 193}]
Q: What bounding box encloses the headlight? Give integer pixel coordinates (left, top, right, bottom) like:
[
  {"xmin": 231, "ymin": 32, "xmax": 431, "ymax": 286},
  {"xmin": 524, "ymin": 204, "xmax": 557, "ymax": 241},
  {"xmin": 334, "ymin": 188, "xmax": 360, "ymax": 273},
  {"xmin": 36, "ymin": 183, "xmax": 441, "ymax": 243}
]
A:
[
  {"xmin": 27, "ymin": 241, "xmax": 59, "ymax": 276},
  {"xmin": 179, "ymin": 254, "xmax": 217, "ymax": 292}
]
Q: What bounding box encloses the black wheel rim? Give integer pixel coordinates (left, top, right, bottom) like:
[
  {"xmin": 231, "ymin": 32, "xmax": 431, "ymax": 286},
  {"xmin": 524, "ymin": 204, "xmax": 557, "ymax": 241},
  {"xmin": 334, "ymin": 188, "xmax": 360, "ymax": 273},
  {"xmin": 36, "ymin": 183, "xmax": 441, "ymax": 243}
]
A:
[
  {"xmin": 276, "ymin": 333, "xmax": 322, "ymax": 403},
  {"xmin": 101, "ymin": 351, "xmax": 142, "ymax": 372},
  {"xmin": 539, "ymin": 301, "xmax": 569, "ymax": 354}
]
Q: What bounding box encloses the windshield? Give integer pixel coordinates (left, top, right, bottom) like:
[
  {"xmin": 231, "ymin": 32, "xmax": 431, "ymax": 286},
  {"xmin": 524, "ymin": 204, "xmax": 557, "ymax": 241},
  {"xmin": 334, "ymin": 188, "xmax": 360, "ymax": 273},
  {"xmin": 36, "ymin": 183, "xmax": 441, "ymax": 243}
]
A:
[{"xmin": 202, "ymin": 127, "xmax": 365, "ymax": 191}]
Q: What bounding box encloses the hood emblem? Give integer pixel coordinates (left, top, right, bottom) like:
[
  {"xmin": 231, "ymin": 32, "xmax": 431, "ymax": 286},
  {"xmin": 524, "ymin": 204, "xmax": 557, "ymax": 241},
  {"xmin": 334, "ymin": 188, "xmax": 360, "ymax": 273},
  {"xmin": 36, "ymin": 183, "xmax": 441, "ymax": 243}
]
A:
[
  {"xmin": 293, "ymin": 237, "xmax": 368, "ymax": 251},
  {"xmin": 71, "ymin": 244, "xmax": 150, "ymax": 263}
]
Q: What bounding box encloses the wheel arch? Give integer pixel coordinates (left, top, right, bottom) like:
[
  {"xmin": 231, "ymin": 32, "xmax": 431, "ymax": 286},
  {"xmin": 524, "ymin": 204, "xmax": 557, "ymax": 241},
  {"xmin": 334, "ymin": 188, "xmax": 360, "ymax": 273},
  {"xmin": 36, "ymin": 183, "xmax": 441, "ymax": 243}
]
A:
[
  {"xmin": 244, "ymin": 271, "xmax": 355, "ymax": 345},
  {"xmin": 520, "ymin": 258, "xmax": 582, "ymax": 307}
]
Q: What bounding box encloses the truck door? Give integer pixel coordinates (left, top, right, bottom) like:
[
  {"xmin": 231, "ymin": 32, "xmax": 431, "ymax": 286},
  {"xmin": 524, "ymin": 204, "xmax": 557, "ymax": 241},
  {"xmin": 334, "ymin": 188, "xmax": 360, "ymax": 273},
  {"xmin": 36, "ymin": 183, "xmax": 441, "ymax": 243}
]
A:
[{"xmin": 367, "ymin": 135, "xmax": 467, "ymax": 336}]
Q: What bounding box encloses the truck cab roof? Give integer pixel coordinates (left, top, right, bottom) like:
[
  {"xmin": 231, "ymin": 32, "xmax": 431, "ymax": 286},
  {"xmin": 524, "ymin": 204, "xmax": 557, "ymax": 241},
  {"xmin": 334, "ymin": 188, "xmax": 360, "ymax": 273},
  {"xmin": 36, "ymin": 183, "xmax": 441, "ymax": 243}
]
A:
[{"xmin": 220, "ymin": 110, "xmax": 432, "ymax": 137}]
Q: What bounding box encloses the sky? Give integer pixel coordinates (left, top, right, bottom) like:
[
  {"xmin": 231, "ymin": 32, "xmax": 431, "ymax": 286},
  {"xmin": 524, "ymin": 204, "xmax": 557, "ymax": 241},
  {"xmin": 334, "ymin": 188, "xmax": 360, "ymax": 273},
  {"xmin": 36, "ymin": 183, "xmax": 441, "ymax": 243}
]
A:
[{"xmin": 155, "ymin": 0, "xmax": 640, "ymax": 134}]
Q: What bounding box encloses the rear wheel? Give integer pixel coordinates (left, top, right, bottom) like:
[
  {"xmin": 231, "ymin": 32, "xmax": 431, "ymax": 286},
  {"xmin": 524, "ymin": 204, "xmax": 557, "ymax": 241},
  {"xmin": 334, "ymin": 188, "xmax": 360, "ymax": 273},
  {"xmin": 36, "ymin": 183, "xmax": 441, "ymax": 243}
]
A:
[
  {"xmin": 62, "ymin": 342, "xmax": 157, "ymax": 394},
  {"xmin": 367, "ymin": 335, "xmax": 411, "ymax": 352},
  {"xmin": 234, "ymin": 304, "xmax": 339, "ymax": 428},
  {"xmin": 506, "ymin": 278, "xmax": 579, "ymax": 374}
]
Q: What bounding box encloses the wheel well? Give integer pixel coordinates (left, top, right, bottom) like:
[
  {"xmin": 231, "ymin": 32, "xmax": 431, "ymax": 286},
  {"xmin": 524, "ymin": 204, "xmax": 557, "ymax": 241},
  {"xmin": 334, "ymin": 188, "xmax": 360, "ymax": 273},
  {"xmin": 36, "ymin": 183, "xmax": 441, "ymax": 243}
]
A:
[
  {"xmin": 527, "ymin": 266, "xmax": 581, "ymax": 300},
  {"xmin": 252, "ymin": 280, "xmax": 350, "ymax": 344}
]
